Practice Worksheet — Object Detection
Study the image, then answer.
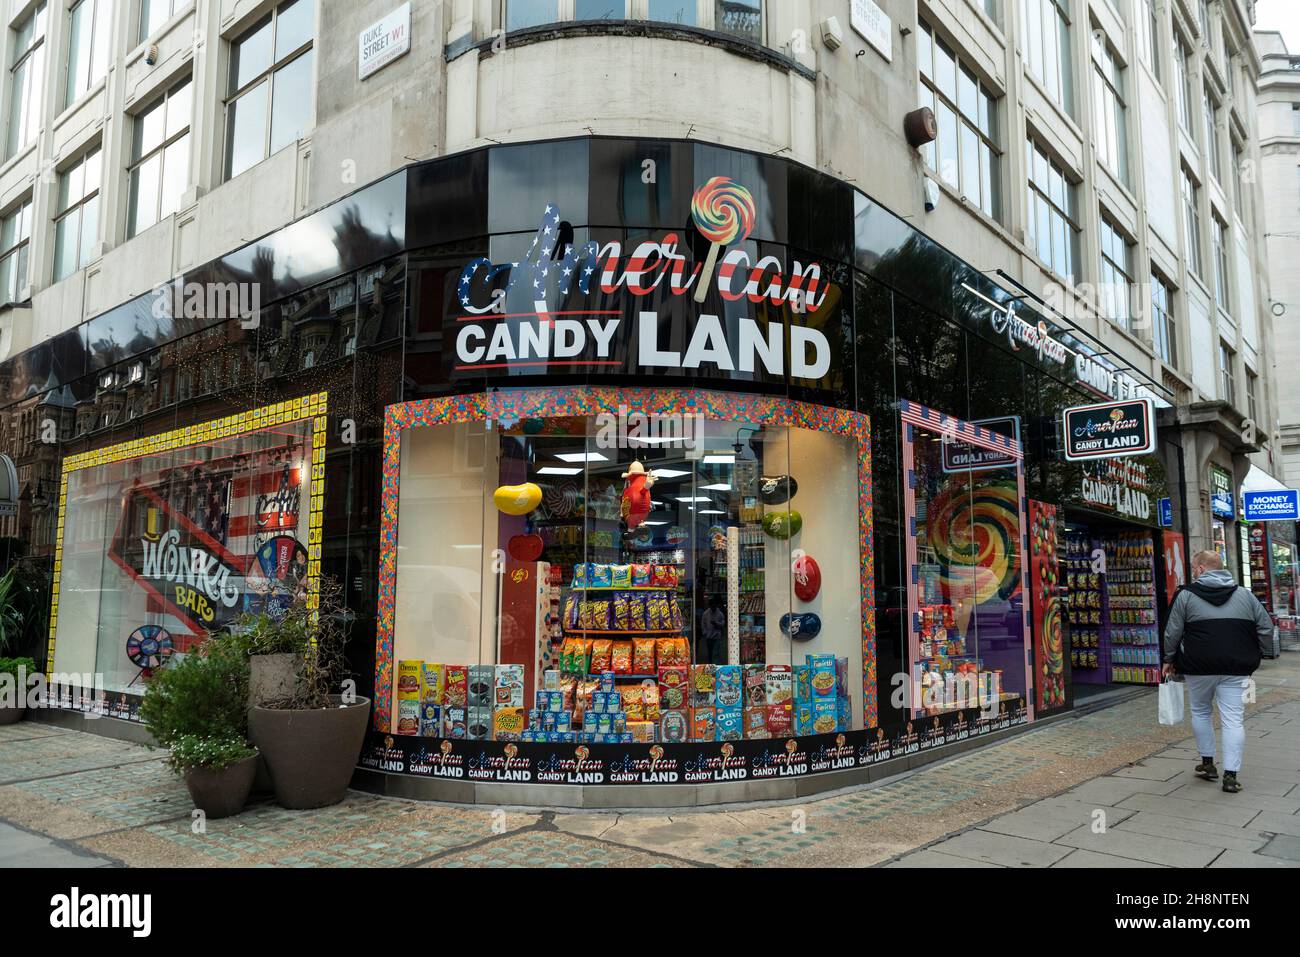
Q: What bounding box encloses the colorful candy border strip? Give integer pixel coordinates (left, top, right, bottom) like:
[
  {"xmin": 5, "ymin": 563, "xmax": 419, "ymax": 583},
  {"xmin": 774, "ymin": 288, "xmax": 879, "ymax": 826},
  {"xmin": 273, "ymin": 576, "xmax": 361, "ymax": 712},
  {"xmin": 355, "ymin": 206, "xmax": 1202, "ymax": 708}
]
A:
[
  {"xmin": 375, "ymin": 386, "xmax": 875, "ymax": 734},
  {"xmin": 45, "ymin": 393, "xmax": 328, "ymax": 677}
]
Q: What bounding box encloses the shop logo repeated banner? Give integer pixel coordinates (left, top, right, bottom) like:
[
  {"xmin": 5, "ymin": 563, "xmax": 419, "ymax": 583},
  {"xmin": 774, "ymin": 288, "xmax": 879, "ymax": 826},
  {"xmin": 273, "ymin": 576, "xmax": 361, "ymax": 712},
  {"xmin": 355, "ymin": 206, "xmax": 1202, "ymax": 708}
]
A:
[{"xmin": 1062, "ymin": 398, "xmax": 1156, "ymax": 461}]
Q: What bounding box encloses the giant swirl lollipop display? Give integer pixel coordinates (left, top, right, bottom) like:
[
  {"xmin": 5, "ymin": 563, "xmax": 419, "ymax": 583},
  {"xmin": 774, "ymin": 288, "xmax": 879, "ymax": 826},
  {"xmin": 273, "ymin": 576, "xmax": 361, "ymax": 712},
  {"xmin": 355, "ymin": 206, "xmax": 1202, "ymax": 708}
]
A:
[{"xmin": 691, "ymin": 177, "xmax": 757, "ymax": 303}]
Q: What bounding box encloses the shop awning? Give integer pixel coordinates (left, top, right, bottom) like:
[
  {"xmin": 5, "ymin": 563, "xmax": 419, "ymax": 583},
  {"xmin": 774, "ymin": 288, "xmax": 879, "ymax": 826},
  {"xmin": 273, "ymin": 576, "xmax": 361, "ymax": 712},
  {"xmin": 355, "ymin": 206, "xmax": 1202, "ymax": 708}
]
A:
[
  {"xmin": 1241, "ymin": 465, "xmax": 1292, "ymax": 495},
  {"xmin": 0, "ymin": 454, "xmax": 16, "ymax": 516}
]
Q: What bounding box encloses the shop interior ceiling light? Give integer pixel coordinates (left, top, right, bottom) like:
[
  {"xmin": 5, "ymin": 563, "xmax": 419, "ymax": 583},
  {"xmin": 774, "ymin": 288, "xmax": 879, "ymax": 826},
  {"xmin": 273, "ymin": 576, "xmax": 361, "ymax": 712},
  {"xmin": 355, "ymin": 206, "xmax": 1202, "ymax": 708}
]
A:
[
  {"xmin": 702, "ymin": 454, "xmax": 736, "ymax": 464},
  {"xmin": 554, "ymin": 452, "xmax": 609, "ymax": 463},
  {"xmin": 676, "ymin": 496, "xmax": 712, "ymax": 502},
  {"xmin": 699, "ymin": 483, "xmax": 732, "ymax": 491},
  {"xmin": 537, "ymin": 467, "xmax": 583, "ymax": 476},
  {"xmin": 651, "ymin": 469, "xmax": 691, "ymax": 479}
]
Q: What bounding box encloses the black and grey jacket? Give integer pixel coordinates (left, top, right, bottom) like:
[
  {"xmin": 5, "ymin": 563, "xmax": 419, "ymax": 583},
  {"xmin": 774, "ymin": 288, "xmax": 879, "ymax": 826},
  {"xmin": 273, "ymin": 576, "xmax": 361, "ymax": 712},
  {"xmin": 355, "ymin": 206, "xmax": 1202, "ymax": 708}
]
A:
[{"xmin": 1162, "ymin": 570, "xmax": 1271, "ymax": 676}]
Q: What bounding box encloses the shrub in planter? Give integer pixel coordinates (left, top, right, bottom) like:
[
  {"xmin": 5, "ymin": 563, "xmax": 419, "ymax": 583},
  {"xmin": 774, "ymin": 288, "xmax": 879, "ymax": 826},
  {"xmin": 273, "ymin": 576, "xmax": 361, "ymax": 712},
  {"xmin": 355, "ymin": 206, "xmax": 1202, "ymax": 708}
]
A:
[
  {"xmin": 235, "ymin": 581, "xmax": 370, "ymax": 810},
  {"xmin": 0, "ymin": 656, "xmax": 36, "ymax": 725},
  {"xmin": 166, "ymin": 734, "xmax": 259, "ymax": 820}
]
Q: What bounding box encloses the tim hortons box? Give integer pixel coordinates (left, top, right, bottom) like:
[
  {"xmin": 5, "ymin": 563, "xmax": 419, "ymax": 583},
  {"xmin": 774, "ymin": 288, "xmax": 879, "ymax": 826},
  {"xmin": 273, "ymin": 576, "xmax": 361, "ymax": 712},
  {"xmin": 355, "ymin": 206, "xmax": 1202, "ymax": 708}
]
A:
[{"xmin": 766, "ymin": 701, "xmax": 793, "ymax": 737}]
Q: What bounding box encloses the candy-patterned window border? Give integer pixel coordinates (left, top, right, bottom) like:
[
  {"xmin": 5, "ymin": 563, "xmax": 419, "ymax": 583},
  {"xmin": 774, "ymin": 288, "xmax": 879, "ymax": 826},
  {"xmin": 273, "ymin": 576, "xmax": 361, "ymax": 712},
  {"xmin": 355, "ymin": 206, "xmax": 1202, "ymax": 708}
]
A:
[
  {"xmin": 45, "ymin": 392, "xmax": 329, "ymax": 677},
  {"xmin": 375, "ymin": 386, "xmax": 875, "ymax": 733}
]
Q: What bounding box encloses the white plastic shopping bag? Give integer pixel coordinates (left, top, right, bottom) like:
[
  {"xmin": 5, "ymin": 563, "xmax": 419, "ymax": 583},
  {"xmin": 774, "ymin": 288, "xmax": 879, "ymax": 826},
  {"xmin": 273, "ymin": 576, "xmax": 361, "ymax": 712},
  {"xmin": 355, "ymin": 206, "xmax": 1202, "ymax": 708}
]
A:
[{"xmin": 1158, "ymin": 678, "xmax": 1185, "ymax": 726}]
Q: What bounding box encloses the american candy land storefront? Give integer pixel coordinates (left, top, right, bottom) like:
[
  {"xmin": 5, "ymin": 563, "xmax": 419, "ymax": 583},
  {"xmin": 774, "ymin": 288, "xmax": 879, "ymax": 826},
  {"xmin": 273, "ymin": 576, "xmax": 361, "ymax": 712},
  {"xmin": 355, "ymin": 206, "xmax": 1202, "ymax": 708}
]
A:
[{"xmin": 10, "ymin": 137, "xmax": 1185, "ymax": 805}]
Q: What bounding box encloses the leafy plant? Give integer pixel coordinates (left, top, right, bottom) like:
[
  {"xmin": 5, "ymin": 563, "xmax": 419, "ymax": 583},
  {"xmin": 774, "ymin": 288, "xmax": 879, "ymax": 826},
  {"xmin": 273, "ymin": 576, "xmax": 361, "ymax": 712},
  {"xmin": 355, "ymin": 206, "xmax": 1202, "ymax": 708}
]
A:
[
  {"xmin": 164, "ymin": 733, "xmax": 256, "ymax": 775},
  {"xmin": 138, "ymin": 641, "xmax": 250, "ymax": 748},
  {"xmin": 0, "ymin": 656, "xmax": 37, "ymax": 709},
  {"xmin": 0, "ymin": 565, "xmax": 46, "ymax": 659}
]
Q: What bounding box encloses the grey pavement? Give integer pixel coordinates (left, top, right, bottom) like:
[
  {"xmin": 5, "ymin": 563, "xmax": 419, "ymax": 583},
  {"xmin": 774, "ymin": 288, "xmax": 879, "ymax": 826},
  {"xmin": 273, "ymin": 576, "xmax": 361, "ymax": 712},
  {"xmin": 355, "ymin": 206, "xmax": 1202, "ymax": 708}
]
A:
[
  {"xmin": 0, "ymin": 820, "xmax": 115, "ymax": 868},
  {"xmin": 887, "ymin": 663, "xmax": 1300, "ymax": 868}
]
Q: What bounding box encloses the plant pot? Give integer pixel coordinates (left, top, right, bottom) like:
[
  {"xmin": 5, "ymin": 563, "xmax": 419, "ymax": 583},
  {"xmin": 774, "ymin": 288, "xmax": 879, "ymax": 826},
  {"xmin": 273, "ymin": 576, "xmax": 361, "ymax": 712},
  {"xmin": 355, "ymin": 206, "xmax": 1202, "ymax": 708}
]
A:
[
  {"xmin": 0, "ymin": 702, "xmax": 24, "ymax": 725},
  {"xmin": 249, "ymin": 653, "xmax": 303, "ymax": 708},
  {"xmin": 248, "ymin": 695, "xmax": 370, "ymax": 809},
  {"xmin": 182, "ymin": 752, "xmax": 258, "ymax": 819}
]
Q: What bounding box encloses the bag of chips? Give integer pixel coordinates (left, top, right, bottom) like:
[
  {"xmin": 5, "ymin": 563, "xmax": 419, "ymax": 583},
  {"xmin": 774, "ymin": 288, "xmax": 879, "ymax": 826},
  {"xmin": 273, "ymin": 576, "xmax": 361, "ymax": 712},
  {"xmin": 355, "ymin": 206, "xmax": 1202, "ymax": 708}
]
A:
[
  {"xmin": 623, "ymin": 685, "xmax": 645, "ymax": 721},
  {"xmin": 612, "ymin": 593, "xmax": 632, "ymax": 632},
  {"xmin": 633, "ymin": 638, "xmax": 656, "ymax": 675},
  {"xmin": 590, "ymin": 640, "xmax": 613, "ymax": 674},
  {"xmin": 611, "ymin": 564, "xmax": 632, "ymax": 588},
  {"xmin": 631, "ymin": 563, "xmax": 652, "ymax": 587},
  {"xmin": 629, "ymin": 594, "xmax": 648, "ymax": 631},
  {"xmin": 611, "ymin": 640, "xmax": 634, "ymax": 675},
  {"xmin": 642, "ymin": 685, "xmax": 661, "ymax": 722}
]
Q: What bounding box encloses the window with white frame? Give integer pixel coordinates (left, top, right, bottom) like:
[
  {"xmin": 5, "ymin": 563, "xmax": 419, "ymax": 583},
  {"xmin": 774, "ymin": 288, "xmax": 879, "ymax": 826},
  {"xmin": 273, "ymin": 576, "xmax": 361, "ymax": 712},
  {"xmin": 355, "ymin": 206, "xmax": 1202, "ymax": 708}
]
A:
[
  {"xmin": 53, "ymin": 147, "xmax": 102, "ymax": 282},
  {"xmin": 1175, "ymin": 32, "xmax": 1193, "ymax": 132},
  {"xmin": 128, "ymin": 76, "xmax": 192, "ymax": 238},
  {"xmin": 1020, "ymin": 0, "xmax": 1073, "ymax": 116},
  {"xmin": 224, "ymin": 0, "xmax": 315, "ymax": 181},
  {"xmin": 65, "ymin": 0, "xmax": 112, "ymax": 109},
  {"xmin": 1203, "ymin": 87, "xmax": 1221, "ymax": 182},
  {"xmin": 6, "ymin": 5, "xmax": 47, "ymax": 159},
  {"xmin": 506, "ymin": 1, "xmax": 762, "ymax": 42},
  {"xmin": 1212, "ymin": 213, "xmax": 1231, "ymax": 316},
  {"xmin": 1182, "ymin": 166, "xmax": 1203, "ymax": 277},
  {"xmin": 1092, "ymin": 31, "xmax": 1128, "ymax": 184},
  {"xmin": 140, "ymin": 0, "xmax": 184, "ymax": 42},
  {"xmin": 1026, "ymin": 136, "xmax": 1080, "ymax": 283},
  {"xmin": 1099, "ymin": 213, "xmax": 1133, "ymax": 330},
  {"xmin": 0, "ymin": 199, "xmax": 32, "ymax": 305},
  {"xmin": 917, "ymin": 20, "xmax": 1001, "ymax": 219},
  {"xmin": 1135, "ymin": 0, "xmax": 1160, "ymax": 80},
  {"xmin": 1219, "ymin": 340, "xmax": 1236, "ymax": 405},
  {"xmin": 1151, "ymin": 270, "xmax": 1176, "ymax": 366},
  {"xmin": 1231, "ymin": 139, "xmax": 1245, "ymax": 215},
  {"xmin": 1197, "ymin": 0, "xmax": 1210, "ymax": 41},
  {"xmin": 1246, "ymin": 369, "xmax": 1258, "ymax": 425}
]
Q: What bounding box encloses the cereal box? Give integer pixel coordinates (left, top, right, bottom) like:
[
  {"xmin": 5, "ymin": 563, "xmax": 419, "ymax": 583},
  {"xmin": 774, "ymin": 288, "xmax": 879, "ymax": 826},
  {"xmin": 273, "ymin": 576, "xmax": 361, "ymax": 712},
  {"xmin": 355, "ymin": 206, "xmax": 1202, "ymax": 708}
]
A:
[
  {"xmin": 419, "ymin": 703, "xmax": 442, "ymax": 737},
  {"xmin": 837, "ymin": 697, "xmax": 852, "ymax": 732},
  {"xmin": 659, "ymin": 709, "xmax": 688, "ymax": 743},
  {"xmin": 495, "ymin": 664, "xmax": 524, "ymax": 708},
  {"xmin": 765, "ymin": 665, "xmax": 793, "ymax": 705},
  {"xmin": 468, "ymin": 665, "xmax": 494, "ymax": 707},
  {"xmin": 792, "ymin": 665, "xmax": 812, "ymax": 703},
  {"xmin": 743, "ymin": 707, "xmax": 769, "ymax": 739},
  {"xmin": 467, "ymin": 707, "xmax": 492, "ymax": 741},
  {"xmin": 397, "ymin": 660, "xmax": 423, "ymax": 701},
  {"xmin": 420, "ymin": 663, "xmax": 446, "ymax": 704},
  {"xmin": 443, "ymin": 706, "xmax": 467, "ymax": 739},
  {"xmin": 629, "ymin": 721, "xmax": 657, "ymax": 743},
  {"xmin": 835, "ymin": 657, "xmax": 849, "ymax": 698},
  {"xmin": 690, "ymin": 665, "xmax": 717, "ymax": 707},
  {"xmin": 766, "ymin": 701, "xmax": 793, "ymax": 737},
  {"xmin": 493, "ymin": 707, "xmax": 526, "ymax": 741},
  {"xmin": 743, "ymin": 664, "xmax": 767, "ymax": 707},
  {"xmin": 395, "ymin": 698, "xmax": 420, "ymax": 735},
  {"xmin": 691, "ymin": 707, "xmax": 716, "ymax": 742},
  {"xmin": 715, "ymin": 665, "xmax": 743, "ymax": 708},
  {"xmin": 444, "ymin": 666, "xmax": 469, "ymax": 707},
  {"xmin": 808, "ymin": 655, "xmax": 837, "ymax": 699},
  {"xmin": 658, "ymin": 666, "xmax": 689, "ymax": 710},
  {"xmin": 716, "ymin": 707, "xmax": 744, "ymax": 742},
  {"xmin": 811, "ymin": 698, "xmax": 838, "ymax": 735},
  {"xmin": 793, "ymin": 701, "xmax": 815, "ymax": 736},
  {"xmin": 542, "ymin": 669, "xmax": 561, "ymax": 692}
]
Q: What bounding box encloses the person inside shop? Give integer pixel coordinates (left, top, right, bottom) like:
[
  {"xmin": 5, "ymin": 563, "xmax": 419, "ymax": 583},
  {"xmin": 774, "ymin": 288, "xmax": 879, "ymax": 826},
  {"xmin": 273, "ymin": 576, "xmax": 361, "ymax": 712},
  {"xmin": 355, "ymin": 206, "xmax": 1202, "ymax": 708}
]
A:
[{"xmin": 1161, "ymin": 550, "xmax": 1272, "ymax": 794}]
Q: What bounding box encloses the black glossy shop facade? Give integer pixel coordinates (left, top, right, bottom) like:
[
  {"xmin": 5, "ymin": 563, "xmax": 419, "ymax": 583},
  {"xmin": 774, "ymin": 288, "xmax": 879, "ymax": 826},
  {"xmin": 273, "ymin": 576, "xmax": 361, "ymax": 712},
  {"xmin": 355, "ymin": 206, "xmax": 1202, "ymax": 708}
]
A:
[{"xmin": 1, "ymin": 136, "xmax": 1175, "ymax": 803}]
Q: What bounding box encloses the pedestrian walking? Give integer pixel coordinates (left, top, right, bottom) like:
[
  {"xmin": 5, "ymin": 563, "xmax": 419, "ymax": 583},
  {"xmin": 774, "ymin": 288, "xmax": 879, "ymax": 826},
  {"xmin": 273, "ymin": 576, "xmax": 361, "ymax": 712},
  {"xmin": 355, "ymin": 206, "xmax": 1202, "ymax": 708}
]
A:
[{"xmin": 1161, "ymin": 550, "xmax": 1272, "ymax": 793}]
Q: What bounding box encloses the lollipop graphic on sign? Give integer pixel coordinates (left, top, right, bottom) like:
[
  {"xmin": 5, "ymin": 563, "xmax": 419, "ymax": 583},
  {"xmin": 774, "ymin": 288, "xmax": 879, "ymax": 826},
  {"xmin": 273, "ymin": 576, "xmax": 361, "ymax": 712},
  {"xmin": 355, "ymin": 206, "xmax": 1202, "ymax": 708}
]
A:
[{"xmin": 691, "ymin": 177, "xmax": 757, "ymax": 304}]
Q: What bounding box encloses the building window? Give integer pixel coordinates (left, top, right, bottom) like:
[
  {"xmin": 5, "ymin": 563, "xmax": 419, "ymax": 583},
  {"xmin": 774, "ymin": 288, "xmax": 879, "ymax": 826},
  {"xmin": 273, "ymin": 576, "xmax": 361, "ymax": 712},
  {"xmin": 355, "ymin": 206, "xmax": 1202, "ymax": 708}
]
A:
[
  {"xmin": 1099, "ymin": 213, "xmax": 1133, "ymax": 331},
  {"xmin": 1092, "ymin": 32, "xmax": 1128, "ymax": 183},
  {"xmin": 1212, "ymin": 214, "xmax": 1231, "ymax": 316},
  {"xmin": 53, "ymin": 147, "xmax": 102, "ymax": 282},
  {"xmin": 1203, "ymin": 88, "xmax": 1221, "ymax": 182},
  {"xmin": 1182, "ymin": 166, "xmax": 1203, "ymax": 277},
  {"xmin": 1136, "ymin": 0, "xmax": 1160, "ymax": 80},
  {"xmin": 1246, "ymin": 369, "xmax": 1259, "ymax": 425},
  {"xmin": 1232, "ymin": 140, "xmax": 1245, "ymax": 215},
  {"xmin": 65, "ymin": 0, "xmax": 112, "ymax": 108},
  {"xmin": 1219, "ymin": 341, "xmax": 1235, "ymax": 406},
  {"xmin": 1292, "ymin": 104, "xmax": 1300, "ymax": 136},
  {"xmin": 128, "ymin": 76, "xmax": 193, "ymax": 238},
  {"xmin": 1223, "ymin": 36, "xmax": 1237, "ymax": 101},
  {"xmin": 1026, "ymin": 137, "xmax": 1080, "ymax": 283},
  {"xmin": 1151, "ymin": 271, "xmax": 1176, "ymax": 366},
  {"xmin": 224, "ymin": 0, "xmax": 315, "ymax": 181},
  {"xmin": 140, "ymin": 0, "xmax": 184, "ymax": 42},
  {"xmin": 0, "ymin": 200, "xmax": 32, "ymax": 305},
  {"xmin": 1175, "ymin": 33, "xmax": 1192, "ymax": 132},
  {"xmin": 507, "ymin": 1, "xmax": 760, "ymax": 41},
  {"xmin": 6, "ymin": 5, "xmax": 47, "ymax": 159},
  {"xmin": 1197, "ymin": 0, "xmax": 1210, "ymax": 41},
  {"xmin": 917, "ymin": 21, "xmax": 1001, "ymax": 219},
  {"xmin": 1021, "ymin": 0, "xmax": 1073, "ymax": 115},
  {"xmin": 710, "ymin": 0, "xmax": 762, "ymax": 43}
]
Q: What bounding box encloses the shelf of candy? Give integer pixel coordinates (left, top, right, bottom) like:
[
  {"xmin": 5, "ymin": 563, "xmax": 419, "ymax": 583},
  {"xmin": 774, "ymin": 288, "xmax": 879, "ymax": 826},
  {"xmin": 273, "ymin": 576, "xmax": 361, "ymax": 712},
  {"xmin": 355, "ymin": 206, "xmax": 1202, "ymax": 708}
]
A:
[
  {"xmin": 916, "ymin": 604, "xmax": 963, "ymax": 665},
  {"xmin": 1070, "ymin": 625, "xmax": 1102, "ymax": 670},
  {"xmin": 393, "ymin": 660, "xmax": 531, "ymax": 742},
  {"xmin": 1111, "ymin": 665, "xmax": 1161, "ymax": 684},
  {"xmin": 1101, "ymin": 532, "xmax": 1159, "ymax": 684}
]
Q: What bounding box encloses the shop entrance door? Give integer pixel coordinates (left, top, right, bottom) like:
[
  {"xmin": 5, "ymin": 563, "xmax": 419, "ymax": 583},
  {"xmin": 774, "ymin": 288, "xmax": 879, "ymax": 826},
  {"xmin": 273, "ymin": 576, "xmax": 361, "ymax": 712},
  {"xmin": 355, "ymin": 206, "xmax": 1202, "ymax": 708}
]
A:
[{"xmin": 899, "ymin": 401, "xmax": 1032, "ymax": 722}]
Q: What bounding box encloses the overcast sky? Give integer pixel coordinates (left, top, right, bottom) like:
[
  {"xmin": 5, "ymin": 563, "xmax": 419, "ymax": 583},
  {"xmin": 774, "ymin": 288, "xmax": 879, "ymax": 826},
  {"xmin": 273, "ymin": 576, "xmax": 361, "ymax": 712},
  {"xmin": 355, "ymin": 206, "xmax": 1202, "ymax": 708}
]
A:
[{"xmin": 1255, "ymin": 0, "xmax": 1300, "ymax": 53}]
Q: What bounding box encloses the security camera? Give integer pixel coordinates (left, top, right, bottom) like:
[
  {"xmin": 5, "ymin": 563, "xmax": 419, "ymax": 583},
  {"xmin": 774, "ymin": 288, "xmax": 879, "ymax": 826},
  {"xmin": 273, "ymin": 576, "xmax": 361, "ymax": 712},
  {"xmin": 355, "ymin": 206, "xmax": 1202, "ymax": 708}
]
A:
[{"xmin": 820, "ymin": 17, "xmax": 843, "ymax": 50}]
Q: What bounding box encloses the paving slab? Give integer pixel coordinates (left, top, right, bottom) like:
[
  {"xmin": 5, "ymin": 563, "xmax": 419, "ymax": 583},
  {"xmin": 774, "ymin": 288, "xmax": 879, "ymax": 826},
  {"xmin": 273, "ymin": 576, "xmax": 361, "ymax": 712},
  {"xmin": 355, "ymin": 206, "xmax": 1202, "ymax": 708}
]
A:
[
  {"xmin": 1164, "ymin": 783, "xmax": 1300, "ymax": 812},
  {"xmin": 1207, "ymin": 849, "xmax": 1295, "ymax": 868},
  {"xmin": 1065, "ymin": 776, "xmax": 1185, "ymax": 805},
  {"xmin": 884, "ymin": 849, "xmax": 1004, "ymax": 867},
  {"xmin": 1113, "ymin": 811, "xmax": 1270, "ymax": 853},
  {"xmin": 1053, "ymin": 824, "xmax": 1224, "ymax": 867},
  {"xmin": 0, "ymin": 821, "xmax": 115, "ymax": 868},
  {"xmin": 1249, "ymin": 812, "xmax": 1300, "ymax": 840},
  {"xmin": 926, "ymin": 829, "xmax": 1073, "ymax": 867},
  {"xmin": 979, "ymin": 799, "xmax": 1135, "ymax": 843},
  {"xmin": 1112, "ymin": 757, "xmax": 1192, "ymax": 781},
  {"xmin": 1117, "ymin": 792, "xmax": 1263, "ymax": 827},
  {"xmin": 1051, "ymin": 848, "xmax": 1167, "ymax": 868}
]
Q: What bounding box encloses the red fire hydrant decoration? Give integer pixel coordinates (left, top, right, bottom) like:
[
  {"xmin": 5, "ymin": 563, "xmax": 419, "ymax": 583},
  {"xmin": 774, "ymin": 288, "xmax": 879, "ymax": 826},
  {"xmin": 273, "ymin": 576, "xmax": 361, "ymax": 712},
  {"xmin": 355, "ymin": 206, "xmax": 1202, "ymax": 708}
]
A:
[{"xmin": 620, "ymin": 461, "xmax": 657, "ymax": 530}]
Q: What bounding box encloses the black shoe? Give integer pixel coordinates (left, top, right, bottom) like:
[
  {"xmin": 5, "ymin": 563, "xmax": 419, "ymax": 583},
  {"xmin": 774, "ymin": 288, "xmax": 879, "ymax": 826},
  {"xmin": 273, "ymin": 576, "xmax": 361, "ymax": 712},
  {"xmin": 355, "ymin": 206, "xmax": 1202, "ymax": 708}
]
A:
[
  {"xmin": 1195, "ymin": 759, "xmax": 1219, "ymax": 781},
  {"xmin": 1222, "ymin": 772, "xmax": 1242, "ymax": 793}
]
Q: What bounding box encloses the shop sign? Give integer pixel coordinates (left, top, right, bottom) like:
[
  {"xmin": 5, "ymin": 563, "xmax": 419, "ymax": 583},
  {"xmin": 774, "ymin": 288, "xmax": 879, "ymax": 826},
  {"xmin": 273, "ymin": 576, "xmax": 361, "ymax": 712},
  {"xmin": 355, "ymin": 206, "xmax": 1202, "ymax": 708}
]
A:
[
  {"xmin": 1158, "ymin": 497, "xmax": 1173, "ymax": 528},
  {"xmin": 1062, "ymin": 398, "xmax": 1156, "ymax": 461},
  {"xmin": 358, "ymin": 3, "xmax": 410, "ymax": 80},
  {"xmin": 850, "ymin": 0, "xmax": 892, "ymax": 62},
  {"xmin": 1073, "ymin": 353, "xmax": 1159, "ymax": 404},
  {"xmin": 107, "ymin": 483, "xmax": 248, "ymax": 636},
  {"xmin": 1211, "ymin": 467, "xmax": 1235, "ymax": 519},
  {"xmin": 1079, "ymin": 458, "xmax": 1154, "ymax": 522},
  {"xmin": 941, "ymin": 416, "xmax": 1020, "ymax": 473},
  {"xmin": 1243, "ymin": 489, "xmax": 1300, "ymax": 522},
  {"xmin": 453, "ymin": 181, "xmax": 833, "ymax": 385}
]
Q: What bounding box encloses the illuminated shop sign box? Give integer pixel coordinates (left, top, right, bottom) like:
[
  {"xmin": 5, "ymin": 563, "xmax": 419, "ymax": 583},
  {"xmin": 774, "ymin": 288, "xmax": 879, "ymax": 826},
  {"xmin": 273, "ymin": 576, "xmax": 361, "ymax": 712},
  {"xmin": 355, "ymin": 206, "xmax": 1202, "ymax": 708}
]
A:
[
  {"xmin": 1243, "ymin": 490, "xmax": 1300, "ymax": 522},
  {"xmin": 1062, "ymin": 398, "xmax": 1156, "ymax": 462},
  {"xmin": 941, "ymin": 416, "xmax": 1020, "ymax": 473}
]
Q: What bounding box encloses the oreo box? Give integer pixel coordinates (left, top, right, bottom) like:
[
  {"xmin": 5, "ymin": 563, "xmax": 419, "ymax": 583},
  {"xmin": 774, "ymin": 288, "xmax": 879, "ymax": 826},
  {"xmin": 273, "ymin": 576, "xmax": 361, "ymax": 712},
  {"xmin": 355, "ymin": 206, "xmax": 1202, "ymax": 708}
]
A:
[{"xmin": 716, "ymin": 707, "xmax": 744, "ymax": 742}]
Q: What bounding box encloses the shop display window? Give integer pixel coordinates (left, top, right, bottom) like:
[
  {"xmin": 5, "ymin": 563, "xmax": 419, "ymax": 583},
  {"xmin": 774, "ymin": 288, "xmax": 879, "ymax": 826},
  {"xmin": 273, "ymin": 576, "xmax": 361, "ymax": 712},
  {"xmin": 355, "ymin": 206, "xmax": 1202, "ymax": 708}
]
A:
[
  {"xmin": 379, "ymin": 387, "xmax": 872, "ymax": 745},
  {"xmin": 899, "ymin": 401, "xmax": 1031, "ymax": 720},
  {"xmin": 48, "ymin": 395, "xmax": 327, "ymax": 700}
]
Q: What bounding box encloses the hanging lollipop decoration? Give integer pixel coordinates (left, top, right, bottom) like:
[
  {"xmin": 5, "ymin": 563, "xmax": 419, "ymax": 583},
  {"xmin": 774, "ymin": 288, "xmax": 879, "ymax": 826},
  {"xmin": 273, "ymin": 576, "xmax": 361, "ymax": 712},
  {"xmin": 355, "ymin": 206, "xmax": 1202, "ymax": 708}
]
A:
[
  {"xmin": 691, "ymin": 177, "xmax": 757, "ymax": 304},
  {"xmin": 125, "ymin": 624, "xmax": 174, "ymax": 684}
]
